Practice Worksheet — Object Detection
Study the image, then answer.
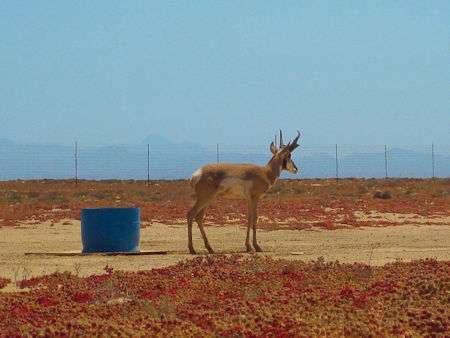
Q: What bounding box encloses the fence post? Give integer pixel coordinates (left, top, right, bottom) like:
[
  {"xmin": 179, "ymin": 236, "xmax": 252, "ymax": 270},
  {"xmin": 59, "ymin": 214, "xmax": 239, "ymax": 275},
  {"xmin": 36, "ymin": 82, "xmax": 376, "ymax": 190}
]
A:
[
  {"xmin": 432, "ymin": 143, "xmax": 435, "ymax": 179},
  {"xmin": 335, "ymin": 144, "xmax": 339, "ymax": 181},
  {"xmin": 216, "ymin": 143, "xmax": 220, "ymax": 163},
  {"xmin": 75, "ymin": 141, "xmax": 78, "ymax": 187},
  {"xmin": 147, "ymin": 144, "xmax": 150, "ymax": 186},
  {"xmin": 384, "ymin": 144, "xmax": 388, "ymax": 179}
]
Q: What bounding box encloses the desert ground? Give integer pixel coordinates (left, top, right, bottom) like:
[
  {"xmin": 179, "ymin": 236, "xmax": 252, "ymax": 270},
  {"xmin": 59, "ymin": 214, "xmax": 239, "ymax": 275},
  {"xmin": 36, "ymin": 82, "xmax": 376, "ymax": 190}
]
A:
[
  {"xmin": 1, "ymin": 217, "xmax": 448, "ymax": 285},
  {"xmin": 1, "ymin": 179, "xmax": 449, "ymax": 286}
]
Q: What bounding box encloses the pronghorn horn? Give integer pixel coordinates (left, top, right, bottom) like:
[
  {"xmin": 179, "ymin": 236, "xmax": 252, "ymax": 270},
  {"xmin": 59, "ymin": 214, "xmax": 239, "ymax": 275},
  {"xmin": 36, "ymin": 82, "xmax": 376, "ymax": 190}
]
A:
[
  {"xmin": 287, "ymin": 130, "xmax": 301, "ymax": 152},
  {"xmin": 279, "ymin": 130, "xmax": 284, "ymax": 148}
]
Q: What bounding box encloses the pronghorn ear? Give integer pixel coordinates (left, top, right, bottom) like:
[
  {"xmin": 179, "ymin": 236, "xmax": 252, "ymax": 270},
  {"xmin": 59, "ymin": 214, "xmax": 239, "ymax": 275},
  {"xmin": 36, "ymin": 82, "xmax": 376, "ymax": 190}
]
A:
[{"xmin": 270, "ymin": 141, "xmax": 277, "ymax": 154}]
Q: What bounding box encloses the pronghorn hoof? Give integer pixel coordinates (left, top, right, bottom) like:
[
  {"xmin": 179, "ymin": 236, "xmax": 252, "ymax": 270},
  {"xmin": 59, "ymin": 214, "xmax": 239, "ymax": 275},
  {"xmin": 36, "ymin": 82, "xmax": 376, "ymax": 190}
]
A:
[
  {"xmin": 254, "ymin": 246, "xmax": 263, "ymax": 252},
  {"xmin": 206, "ymin": 247, "xmax": 215, "ymax": 254},
  {"xmin": 189, "ymin": 248, "xmax": 197, "ymax": 255}
]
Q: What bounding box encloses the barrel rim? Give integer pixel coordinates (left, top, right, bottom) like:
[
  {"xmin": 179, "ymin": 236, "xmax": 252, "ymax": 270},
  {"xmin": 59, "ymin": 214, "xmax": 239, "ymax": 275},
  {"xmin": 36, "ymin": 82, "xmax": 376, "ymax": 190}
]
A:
[{"xmin": 81, "ymin": 207, "xmax": 140, "ymax": 211}]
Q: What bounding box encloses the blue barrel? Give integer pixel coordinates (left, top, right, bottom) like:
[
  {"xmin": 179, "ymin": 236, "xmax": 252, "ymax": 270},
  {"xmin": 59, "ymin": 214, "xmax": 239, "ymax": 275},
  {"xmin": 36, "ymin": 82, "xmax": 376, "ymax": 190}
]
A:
[{"xmin": 81, "ymin": 208, "xmax": 140, "ymax": 253}]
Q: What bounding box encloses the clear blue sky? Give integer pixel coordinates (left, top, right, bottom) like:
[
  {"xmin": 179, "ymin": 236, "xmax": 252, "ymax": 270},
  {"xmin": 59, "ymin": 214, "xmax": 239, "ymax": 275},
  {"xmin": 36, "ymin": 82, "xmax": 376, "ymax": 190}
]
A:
[{"xmin": 1, "ymin": 1, "xmax": 449, "ymax": 146}]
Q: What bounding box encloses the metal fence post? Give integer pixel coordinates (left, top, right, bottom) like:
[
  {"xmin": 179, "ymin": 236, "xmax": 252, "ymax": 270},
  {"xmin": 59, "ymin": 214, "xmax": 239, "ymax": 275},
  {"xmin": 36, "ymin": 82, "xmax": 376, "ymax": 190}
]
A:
[
  {"xmin": 217, "ymin": 143, "xmax": 220, "ymax": 163},
  {"xmin": 384, "ymin": 144, "xmax": 388, "ymax": 179},
  {"xmin": 432, "ymin": 143, "xmax": 435, "ymax": 179},
  {"xmin": 75, "ymin": 141, "xmax": 78, "ymax": 186},
  {"xmin": 147, "ymin": 144, "xmax": 150, "ymax": 186},
  {"xmin": 335, "ymin": 144, "xmax": 339, "ymax": 181}
]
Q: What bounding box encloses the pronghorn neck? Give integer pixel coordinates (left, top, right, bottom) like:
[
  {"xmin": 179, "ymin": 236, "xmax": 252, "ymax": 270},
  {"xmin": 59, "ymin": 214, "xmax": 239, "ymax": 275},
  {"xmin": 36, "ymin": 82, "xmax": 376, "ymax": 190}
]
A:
[{"xmin": 265, "ymin": 155, "xmax": 284, "ymax": 185}]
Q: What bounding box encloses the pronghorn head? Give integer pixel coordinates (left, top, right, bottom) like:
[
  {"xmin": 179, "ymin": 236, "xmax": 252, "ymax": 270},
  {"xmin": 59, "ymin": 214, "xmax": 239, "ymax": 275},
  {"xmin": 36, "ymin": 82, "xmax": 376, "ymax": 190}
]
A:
[{"xmin": 270, "ymin": 130, "xmax": 301, "ymax": 174}]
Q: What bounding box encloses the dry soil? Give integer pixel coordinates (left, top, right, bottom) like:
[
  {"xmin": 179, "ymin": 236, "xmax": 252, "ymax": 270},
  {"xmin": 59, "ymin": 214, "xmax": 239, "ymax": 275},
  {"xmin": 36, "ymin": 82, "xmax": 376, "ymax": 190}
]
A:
[{"xmin": 1, "ymin": 217, "xmax": 449, "ymax": 285}]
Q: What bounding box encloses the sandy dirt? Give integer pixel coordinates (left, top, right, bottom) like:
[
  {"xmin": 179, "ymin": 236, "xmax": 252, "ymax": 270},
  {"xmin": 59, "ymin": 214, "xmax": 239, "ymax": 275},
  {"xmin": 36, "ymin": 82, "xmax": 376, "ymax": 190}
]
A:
[{"xmin": 1, "ymin": 215, "xmax": 449, "ymax": 285}]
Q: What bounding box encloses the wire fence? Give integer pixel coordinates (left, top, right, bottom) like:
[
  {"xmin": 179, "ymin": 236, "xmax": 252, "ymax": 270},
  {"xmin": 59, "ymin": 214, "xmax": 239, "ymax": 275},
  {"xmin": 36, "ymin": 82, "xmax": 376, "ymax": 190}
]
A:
[{"xmin": 0, "ymin": 142, "xmax": 449, "ymax": 181}]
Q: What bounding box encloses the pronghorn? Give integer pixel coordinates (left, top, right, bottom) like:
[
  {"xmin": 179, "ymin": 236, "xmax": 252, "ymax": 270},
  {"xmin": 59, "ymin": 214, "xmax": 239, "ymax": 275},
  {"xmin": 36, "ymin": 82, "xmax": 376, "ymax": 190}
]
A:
[{"xmin": 187, "ymin": 130, "xmax": 301, "ymax": 254}]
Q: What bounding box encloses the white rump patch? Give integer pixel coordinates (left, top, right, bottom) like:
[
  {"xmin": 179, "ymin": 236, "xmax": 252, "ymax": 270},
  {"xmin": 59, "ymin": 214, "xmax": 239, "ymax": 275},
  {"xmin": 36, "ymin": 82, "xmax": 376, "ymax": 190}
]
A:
[{"xmin": 190, "ymin": 168, "xmax": 203, "ymax": 187}]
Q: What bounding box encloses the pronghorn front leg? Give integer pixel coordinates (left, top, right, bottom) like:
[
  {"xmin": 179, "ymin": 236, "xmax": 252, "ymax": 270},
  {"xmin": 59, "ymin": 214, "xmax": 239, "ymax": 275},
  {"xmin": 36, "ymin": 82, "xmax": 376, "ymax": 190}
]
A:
[{"xmin": 251, "ymin": 196, "xmax": 262, "ymax": 252}]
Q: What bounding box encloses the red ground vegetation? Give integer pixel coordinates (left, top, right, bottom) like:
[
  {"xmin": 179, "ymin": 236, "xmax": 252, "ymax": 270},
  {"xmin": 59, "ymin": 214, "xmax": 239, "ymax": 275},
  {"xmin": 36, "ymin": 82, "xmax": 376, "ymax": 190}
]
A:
[
  {"xmin": 0, "ymin": 178, "xmax": 448, "ymax": 229},
  {"xmin": 0, "ymin": 255, "xmax": 448, "ymax": 336}
]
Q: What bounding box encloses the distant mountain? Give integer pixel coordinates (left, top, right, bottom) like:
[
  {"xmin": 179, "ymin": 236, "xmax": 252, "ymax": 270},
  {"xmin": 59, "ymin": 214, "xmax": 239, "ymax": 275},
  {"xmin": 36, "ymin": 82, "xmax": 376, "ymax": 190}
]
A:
[
  {"xmin": 141, "ymin": 134, "xmax": 205, "ymax": 153},
  {"xmin": 0, "ymin": 139, "xmax": 448, "ymax": 180},
  {"xmin": 141, "ymin": 134, "xmax": 174, "ymax": 145}
]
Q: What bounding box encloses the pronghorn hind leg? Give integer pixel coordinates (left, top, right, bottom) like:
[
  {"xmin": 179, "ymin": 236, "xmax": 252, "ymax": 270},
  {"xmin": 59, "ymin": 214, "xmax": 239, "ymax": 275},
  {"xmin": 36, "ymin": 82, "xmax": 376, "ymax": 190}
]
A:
[
  {"xmin": 251, "ymin": 196, "xmax": 262, "ymax": 252},
  {"xmin": 245, "ymin": 199, "xmax": 253, "ymax": 252},
  {"xmin": 195, "ymin": 207, "xmax": 214, "ymax": 253},
  {"xmin": 187, "ymin": 202, "xmax": 200, "ymax": 254},
  {"xmin": 187, "ymin": 195, "xmax": 215, "ymax": 254}
]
